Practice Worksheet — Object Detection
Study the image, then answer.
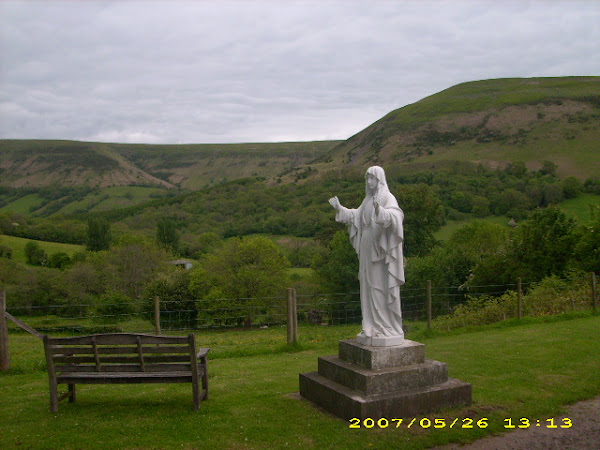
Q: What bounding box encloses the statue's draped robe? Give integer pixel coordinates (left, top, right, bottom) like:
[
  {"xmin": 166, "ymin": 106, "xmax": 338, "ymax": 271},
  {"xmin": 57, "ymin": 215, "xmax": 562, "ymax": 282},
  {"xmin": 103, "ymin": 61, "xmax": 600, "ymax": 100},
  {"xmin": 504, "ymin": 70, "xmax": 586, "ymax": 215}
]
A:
[{"xmin": 335, "ymin": 178, "xmax": 405, "ymax": 339}]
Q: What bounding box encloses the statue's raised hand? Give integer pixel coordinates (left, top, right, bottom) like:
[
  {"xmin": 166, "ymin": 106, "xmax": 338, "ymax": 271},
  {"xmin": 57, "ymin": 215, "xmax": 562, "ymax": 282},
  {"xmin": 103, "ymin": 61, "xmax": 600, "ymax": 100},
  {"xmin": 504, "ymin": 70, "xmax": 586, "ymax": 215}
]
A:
[{"xmin": 329, "ymin": 196, "xmax": 342, "ymax": 211}]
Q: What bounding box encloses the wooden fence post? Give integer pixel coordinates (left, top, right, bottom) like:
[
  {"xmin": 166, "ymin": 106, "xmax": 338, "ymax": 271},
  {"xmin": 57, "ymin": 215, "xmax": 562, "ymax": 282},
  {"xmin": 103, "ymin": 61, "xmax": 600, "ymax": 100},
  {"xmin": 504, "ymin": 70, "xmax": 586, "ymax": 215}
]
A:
[
  {"xmin": 0, "ymin": 289, "xmax": 10, "ymax": 371},
  {"xmin": 154, "ymin": 296, "xmax": 161, "ymax": 335},
  {"xmin": 426, "ymin": 280, "xmax": 432, "ymax": 330},
  {"xmin": 517, "ymin": 277, "xmax": 523, "ymax": 320},
  {"xmin": 287, "ymin": 288, "xmax": 298, "ymax": 345},
  {"xmin": 592, "ymin": 272, "xmax": 598, "ymax": 313},
  {"xmin": 292, "ymin": 288, "xmax": 298, "ymax": 344}
]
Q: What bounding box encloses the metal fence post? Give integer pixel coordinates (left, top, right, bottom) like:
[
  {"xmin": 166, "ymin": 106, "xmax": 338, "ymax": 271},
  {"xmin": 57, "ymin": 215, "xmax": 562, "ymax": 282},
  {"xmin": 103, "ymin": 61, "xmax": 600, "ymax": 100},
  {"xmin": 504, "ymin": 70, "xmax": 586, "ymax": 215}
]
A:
[
  {"xmin": 427, "ymin": 280, "xmax": 432, "ymax": 329},
  {"xmin": 0, "ymin": 289, "xmax": 10, "ymax": 371},
  {"xmin": 517, "ymin": 277, "xmax": 523, "ymax": 319}
]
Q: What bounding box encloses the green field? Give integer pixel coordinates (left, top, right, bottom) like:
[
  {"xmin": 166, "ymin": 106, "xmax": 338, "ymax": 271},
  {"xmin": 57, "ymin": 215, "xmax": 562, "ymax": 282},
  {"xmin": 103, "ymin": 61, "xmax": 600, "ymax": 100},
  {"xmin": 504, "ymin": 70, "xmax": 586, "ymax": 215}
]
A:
[
  {"xmin": 434, "ymin": 215, "xmax": 513, "ymax": 242},
  {"xmin": 0, "ymin": 234, "xmax": 84, "ymax": 263},
  {"xmin": 559, "ymin": 193, "xmax": 600, "ymax": 223},
  {"xmin": 0, "ymin": 193, "xmax": 45, "ymax": 215},
  {"xmin": 54, "ymin": 186, "xmax": 174, "ymax": 216},
  {"xmin": 434, "ymin": 194, "xmax": 600, "ymax": 242},
  {"xmin": 1, "ymin": 314, "xmax": 599, "ymax": 449}
]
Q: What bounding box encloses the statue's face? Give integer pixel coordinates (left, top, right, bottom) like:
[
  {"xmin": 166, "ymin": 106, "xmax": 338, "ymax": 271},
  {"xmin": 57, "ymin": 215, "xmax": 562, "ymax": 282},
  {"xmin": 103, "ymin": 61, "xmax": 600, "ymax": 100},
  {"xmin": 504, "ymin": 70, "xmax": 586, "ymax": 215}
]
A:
[{"xmin": 366, "ymin": 173, "xmax": 378, "ymax": 191}]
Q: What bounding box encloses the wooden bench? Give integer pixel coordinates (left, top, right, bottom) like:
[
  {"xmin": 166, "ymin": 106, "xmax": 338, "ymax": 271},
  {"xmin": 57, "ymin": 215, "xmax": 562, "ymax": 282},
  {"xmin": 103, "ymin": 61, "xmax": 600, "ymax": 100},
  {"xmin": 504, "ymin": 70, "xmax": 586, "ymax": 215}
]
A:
[{"xmin": 43, "ymin": 333, "xmax": 209, "ymax": 412}]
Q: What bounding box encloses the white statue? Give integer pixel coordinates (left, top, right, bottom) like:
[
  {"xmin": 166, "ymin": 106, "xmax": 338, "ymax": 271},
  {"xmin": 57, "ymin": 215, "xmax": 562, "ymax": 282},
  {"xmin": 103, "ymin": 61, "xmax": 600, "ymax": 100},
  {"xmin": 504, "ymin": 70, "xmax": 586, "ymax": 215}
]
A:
[{"xmin": 329, "ymin": 166, "xmax": 405, "ymax": 346}]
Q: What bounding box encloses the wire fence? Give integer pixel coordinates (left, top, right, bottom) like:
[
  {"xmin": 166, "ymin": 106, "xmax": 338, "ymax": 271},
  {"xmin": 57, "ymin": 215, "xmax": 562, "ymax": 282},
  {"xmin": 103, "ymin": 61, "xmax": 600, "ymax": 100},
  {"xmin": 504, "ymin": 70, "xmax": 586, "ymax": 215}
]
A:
[{"xmin": 3, "ymin": 274, "xmax": 598, "ymax": 338}]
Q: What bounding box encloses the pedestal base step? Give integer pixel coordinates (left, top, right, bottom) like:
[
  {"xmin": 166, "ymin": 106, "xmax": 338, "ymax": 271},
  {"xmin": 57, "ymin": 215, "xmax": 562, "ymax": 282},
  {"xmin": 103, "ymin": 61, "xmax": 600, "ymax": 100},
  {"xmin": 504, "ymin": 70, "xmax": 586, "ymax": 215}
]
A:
[
  {"xmin": 318, "ymin": 355, "xmax": 448, "ymax": 396},
  {"xmin": 299, "ymin": 371, "xmax": 472, "ymax": 421}
]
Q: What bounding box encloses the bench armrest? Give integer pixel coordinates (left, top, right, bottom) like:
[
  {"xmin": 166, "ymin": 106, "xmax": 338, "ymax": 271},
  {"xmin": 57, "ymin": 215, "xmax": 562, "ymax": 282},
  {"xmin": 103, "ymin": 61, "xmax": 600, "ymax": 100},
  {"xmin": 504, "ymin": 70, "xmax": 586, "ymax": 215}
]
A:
[{"xmin": 196, "ymin": 347, "xmax": 210, "ymax": 360}]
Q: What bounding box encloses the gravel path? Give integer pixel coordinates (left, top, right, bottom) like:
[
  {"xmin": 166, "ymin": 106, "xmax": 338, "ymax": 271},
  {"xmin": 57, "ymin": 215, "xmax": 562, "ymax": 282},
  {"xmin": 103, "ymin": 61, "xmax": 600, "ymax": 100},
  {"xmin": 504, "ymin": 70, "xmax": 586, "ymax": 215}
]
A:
[{"xmin": 435, "ymin": 396, "xmax": 600, "ymax": 449}]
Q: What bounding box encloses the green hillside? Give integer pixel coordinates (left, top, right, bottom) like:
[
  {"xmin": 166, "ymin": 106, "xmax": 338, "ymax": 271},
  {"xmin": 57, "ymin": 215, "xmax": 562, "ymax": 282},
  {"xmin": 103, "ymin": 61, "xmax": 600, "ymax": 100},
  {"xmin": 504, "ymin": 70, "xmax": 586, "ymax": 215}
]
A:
[
  {"xmin": 288, "ymin": 76, "xmax": 600, "ymax": 182},
  {"xmin": 0, "ymin": 234, "xmax": 83, "ymax": 263},
  {"xmin": 1, "ymin": 77, "xmax": 599, "ymax": 228},
  {"xmin": 0, "ymin": 139, "xmax": 340, "ymax": 190}
]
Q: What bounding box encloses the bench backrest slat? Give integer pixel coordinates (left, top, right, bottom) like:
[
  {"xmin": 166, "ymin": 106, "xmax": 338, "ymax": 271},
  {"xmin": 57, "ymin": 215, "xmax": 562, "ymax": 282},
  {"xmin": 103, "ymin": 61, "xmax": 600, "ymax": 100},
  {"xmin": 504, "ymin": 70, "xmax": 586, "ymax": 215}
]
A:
[
  {"xmin": 45, "ymin": 334, "xmax": 189, "ymax": 346},
  {"xmin": 45, "ymin": 333, "xmax": 196, "ymax": 375},
  {"xmin": 48, "ymin": 345, "xmax": 191, "ymax": 355}
]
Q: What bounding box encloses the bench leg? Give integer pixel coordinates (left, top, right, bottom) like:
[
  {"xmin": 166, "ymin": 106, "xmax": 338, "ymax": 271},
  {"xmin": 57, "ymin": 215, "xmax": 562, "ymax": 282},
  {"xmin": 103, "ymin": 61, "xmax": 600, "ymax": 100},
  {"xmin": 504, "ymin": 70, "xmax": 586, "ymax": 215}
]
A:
[
  {"xmin": 69, "ymin": 384, "xmax": 77, "ymax": 403},
  {"xmin": 202, "ymin": 363, "xmax": 209, "ymax": 401},
  {"xmin": 192, "ymin": 379, "xmax": 201, "ymax": 411},
  {"xmin": 48, "ymin": 380, "xmax": 58, "ymax": 413}
]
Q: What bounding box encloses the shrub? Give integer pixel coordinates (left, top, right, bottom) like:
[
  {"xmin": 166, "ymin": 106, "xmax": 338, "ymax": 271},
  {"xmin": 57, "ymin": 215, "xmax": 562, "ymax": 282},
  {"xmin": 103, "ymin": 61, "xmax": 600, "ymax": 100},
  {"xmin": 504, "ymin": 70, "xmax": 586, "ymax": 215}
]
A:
[
  {"xmin": 0, "ymin": 244, "xmax": 13, "ymax": 259},
  {"xmin": 432, "ymin": 272, "xmax": 592, "ymax": 330},
  {"xmin": 24, "ymin": 241, "xmax": 48, "ymax": 266},
  {"xmin": 94, "ymin": 291, "xmax": 135, "ymax": 323},
  {"xmin": 433, "ymin": 292, "xmax": 518, "ymax": 330},
  {"xmin": 145, "ymin": 270, "xmax": 196, "ymax": 329},
  {"xmin": 48, "ymin": 252, "xmax": 72, "ymax": 270}
]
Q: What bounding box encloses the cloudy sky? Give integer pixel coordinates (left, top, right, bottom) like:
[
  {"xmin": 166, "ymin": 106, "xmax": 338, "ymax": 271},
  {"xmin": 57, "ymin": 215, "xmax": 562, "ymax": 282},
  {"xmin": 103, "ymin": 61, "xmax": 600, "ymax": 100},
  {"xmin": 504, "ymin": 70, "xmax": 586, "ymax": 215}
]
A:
[{"xmin": 1, "ymin": 0, "xmax": 598, "ymax": 144}]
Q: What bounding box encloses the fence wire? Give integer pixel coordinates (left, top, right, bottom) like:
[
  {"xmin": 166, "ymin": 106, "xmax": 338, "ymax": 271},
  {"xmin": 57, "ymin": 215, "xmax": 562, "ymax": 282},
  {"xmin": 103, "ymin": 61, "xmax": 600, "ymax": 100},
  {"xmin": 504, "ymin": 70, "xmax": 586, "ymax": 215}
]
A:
[{"xmin": 4, "ymin": 277, "xmax": 597, "ymax": 346}]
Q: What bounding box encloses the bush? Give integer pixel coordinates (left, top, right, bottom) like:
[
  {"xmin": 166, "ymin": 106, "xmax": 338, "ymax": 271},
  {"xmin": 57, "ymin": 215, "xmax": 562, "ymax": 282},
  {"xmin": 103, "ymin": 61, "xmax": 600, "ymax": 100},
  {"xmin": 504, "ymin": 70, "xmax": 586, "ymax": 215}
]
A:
[
  {"xmin": 24, "ymin": 241, "xmax": 48, "ymax": 266},
  {"xmin": 432, "ymin": 272, "xmax": 592, "ymax": 330},
  {"xmin": 94, "ymin": 292, "xmax": 135, "ymax": 323},
  {"xmin": 0, "ymin": 244, "xmax": 13, "ymax": 259},
  {"xmin": 433, "ymin": 292, "xmax": 518, "ymax": 330},
  {"xmin": 48, "ymin": 252, "xmax": 72, "ymax": 270},
  {"xmin": 145, "ymin": 270, "xmax": 196, "ymax": 329},
  {"xmin": 522, "ymin": 273, "xmax": 590, "ymax": 316}
]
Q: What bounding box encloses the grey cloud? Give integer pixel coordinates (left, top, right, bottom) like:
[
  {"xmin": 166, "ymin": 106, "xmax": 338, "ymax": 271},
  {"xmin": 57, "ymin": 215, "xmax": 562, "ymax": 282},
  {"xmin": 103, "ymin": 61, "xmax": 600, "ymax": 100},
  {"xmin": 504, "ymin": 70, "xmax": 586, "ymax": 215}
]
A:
[{"xmin": 1, "ymin": 0, "xmax": 599, "ymax": 144}]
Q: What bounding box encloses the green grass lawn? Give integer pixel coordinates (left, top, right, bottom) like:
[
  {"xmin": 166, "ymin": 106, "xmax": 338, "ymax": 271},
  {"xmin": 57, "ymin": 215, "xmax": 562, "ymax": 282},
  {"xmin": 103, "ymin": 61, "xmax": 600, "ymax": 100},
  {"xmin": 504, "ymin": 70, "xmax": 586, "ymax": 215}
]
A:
[
  {"xmin": 1, "ymin": 314, "xmax": 599, "ymax": 449},
  {"xmin": 0, "ymin": 234, "xmax": 84, "ymax": 263}
]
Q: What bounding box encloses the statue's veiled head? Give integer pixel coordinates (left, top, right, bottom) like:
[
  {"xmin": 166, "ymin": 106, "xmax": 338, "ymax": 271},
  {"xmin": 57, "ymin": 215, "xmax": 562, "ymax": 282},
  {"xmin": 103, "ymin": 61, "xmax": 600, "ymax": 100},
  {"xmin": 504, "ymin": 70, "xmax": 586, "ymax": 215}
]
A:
[{"xmin": 365, "ymin": 166, "xmax": 388, "ymax": 195}]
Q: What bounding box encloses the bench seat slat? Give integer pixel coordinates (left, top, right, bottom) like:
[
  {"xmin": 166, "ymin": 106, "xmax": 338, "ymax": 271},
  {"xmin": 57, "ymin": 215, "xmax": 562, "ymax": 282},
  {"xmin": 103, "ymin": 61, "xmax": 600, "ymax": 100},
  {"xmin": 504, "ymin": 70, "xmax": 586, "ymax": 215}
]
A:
[{"xmin": 57, "ymin": 372, "xmax": 195, "ymax": 384}]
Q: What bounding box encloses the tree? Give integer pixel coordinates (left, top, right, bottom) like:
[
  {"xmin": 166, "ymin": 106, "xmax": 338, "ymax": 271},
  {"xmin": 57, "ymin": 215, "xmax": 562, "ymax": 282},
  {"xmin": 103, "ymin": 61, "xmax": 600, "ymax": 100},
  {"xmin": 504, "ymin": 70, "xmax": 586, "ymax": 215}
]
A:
[
  {"xmin": 313, "ymin": 230, "xmax": 359, "ymax": 294},
  {"xmin": 562, "ymin": 176, "xmax": 583, "ymax": 199},
  {"xmin": 512, "ymin": 206, "xmax": 577, "ymax": 281},
  {"xmin": 48, "ymin": 252, "xmax": 72, "ymax": 270},
  {"xmin": 574, "ymin": 206, "xmax": 600, "ymax": 273},
  {"xmin": 192, "ymin": 236, "xmax": 290, "ymax": 327},
  {"xmin": 145, "ymin": 270, "xmax": 196, "ymax": 329},
  {"xmin": 471, "ymin": 195, "xmax": 490, "ymax": 217},
  {"xmin": 156, "ymin": 218, "xmax": 179, "ymax": 253},
  {"xmin": 395, "ymin": 183, "xmax": 446, "ymax": 257},
  {"xmin": 87, "ymin": 217, "xmax": 111, "ymax": 251},
  {"xmin": 0, "ymin": 244, "xmax": 13, "ymax": 259},
  {"xmin": 538, "ymin": 160, "xmax": 558, "ymax": 177},
  {"xmin": 24, "ymin": 241, "xmax": 48, "ymax": 266},
  {"xmin": 102, "ymin": 236, "xmax": 169, "ymax": 299}
]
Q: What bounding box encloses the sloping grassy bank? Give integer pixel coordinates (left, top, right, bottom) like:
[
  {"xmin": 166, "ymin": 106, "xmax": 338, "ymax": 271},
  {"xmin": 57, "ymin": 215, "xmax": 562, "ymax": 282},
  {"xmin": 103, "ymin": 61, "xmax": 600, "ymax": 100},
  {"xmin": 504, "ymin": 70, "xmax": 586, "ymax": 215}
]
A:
[{"xmin": 1, "ymin": 314, "xmax": 599, "ymax": 449}]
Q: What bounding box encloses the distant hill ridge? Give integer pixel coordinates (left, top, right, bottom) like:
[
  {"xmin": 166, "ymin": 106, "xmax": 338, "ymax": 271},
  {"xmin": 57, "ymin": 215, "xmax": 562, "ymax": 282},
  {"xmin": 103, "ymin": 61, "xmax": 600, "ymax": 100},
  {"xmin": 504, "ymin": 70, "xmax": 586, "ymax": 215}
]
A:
[
  {"xmin": 292, "ymin": 76, "xmax": 600, "ymax": 181},
  {"xmin": 0, "ymin": 140, "xmax": 340, "ymax": 189},
  {"xmin": 1, "ymin": 76, "xmax": 599, "ymax": 190}
]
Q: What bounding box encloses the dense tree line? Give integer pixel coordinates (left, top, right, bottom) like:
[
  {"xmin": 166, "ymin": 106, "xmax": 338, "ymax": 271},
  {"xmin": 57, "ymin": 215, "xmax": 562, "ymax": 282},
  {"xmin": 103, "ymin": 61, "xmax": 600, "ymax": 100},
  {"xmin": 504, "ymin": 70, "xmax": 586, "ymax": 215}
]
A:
[
  {"xmin": 1, "ymin": 162, "xmax": 599, "ymax": 328},
  {"xmin": 1, "ymin": 162, "xmax": 596, "ymax": 256}
]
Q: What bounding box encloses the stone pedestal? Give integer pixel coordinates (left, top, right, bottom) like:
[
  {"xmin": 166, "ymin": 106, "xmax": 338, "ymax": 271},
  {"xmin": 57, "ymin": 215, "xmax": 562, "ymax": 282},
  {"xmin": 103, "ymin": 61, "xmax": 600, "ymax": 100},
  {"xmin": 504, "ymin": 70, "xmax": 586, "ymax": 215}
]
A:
[{"xmin": 299, "ymin": 339, "xmax": 471, "ymax": 420}]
